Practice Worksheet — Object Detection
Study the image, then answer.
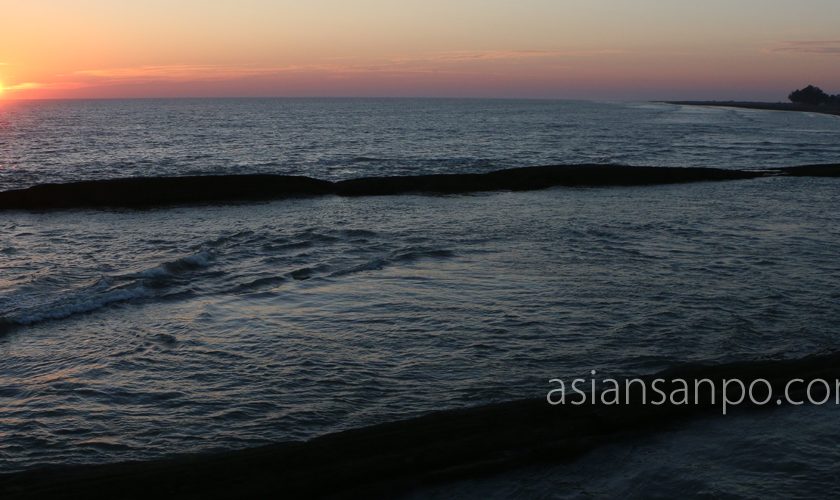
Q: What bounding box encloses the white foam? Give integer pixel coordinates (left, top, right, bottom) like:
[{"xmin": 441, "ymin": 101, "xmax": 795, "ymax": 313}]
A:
[
  {"xmin": 8, "ymin": 285, "xmax": 150, "ymax": 326},
  {"xmin": 2, "ymin": 250, "xmax": 215, "ymax": 329}
]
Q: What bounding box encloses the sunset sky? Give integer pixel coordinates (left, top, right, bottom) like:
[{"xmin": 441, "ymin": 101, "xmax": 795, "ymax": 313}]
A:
[{"xmin": 2, "ymin": 0, "xmax": 840, "ymax": 100}]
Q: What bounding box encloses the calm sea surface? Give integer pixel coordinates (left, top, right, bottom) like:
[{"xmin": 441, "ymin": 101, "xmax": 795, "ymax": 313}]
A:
[
  {"xmin": 2, "ymin": 98, "xmax": 840, "ymax": 191},
  {"xmin": 2, "ymin": 99, "xmax": 840, "ymax": 495}
]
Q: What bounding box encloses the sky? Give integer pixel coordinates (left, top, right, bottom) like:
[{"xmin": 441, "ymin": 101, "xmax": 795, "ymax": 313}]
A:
[{"xmin": 1, "ymin": 0, "xmax": 839, "ymax": 100}]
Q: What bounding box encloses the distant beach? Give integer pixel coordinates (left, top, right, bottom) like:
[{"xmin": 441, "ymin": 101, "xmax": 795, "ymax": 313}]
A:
[{"xmin": 665, "ymin": 100, "xmax": 840, "ymax": 117}]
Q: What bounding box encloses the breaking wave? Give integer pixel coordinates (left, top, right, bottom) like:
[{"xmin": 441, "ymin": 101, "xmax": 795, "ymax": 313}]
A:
[{"xmin": 0, "ymin": 250, "xmax": 216, "ymax": 333}]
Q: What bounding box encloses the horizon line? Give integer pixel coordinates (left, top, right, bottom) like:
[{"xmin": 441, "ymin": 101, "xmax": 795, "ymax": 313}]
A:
[{"xmin": 0, "ymin": 95, "xmax": 788, "ymax": 103}]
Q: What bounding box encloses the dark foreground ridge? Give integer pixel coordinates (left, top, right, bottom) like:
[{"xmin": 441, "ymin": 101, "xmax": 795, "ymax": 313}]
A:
[
  {"xmin": 2, "ymin": 163, "xmax": 838, "ymax": 210},
  {"xmin": 3, "ymin": 352, "xmax": 840, "ymax": 499}
]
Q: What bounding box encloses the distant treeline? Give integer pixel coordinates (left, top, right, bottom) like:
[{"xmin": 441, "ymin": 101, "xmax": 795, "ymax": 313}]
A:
[{"xmin": 789, "ymin": 85, "xmax": 840, "ymax": 107}]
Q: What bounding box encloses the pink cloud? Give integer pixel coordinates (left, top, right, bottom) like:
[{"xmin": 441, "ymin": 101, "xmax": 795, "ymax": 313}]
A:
[{"xmin": 773, "ymin": 40, "xmax": 840, "ymax": 55}]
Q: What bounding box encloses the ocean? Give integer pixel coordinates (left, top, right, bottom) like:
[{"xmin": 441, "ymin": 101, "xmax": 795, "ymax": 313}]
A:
[{"xmin": 2, "ymin": 99, "xmax": 840, "ymax": 496}]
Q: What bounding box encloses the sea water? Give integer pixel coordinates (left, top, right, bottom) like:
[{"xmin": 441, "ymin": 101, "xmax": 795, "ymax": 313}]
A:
[{"xmin": 1, "ymin": 99, "xmax": 840, "ymax": 495}]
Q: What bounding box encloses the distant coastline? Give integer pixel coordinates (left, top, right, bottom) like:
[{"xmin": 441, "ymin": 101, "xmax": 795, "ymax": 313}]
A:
[{"xmin": 664, "ymin": 100, "xmax": 840, "ymax": 117}]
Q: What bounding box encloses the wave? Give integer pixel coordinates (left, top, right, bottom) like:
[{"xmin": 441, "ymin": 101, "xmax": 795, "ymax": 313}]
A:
[
  {"xmin": 391, "ymin": 248, "xmax": 454, "ymax": 262},
  {"xmin": 0, "ymin": 251, "xmax": 216, "ymax": 334},
  {"xmin": 350, "ymin": 156, "xmax": 387, "ymax": 163},
  {"xmin": 229, "ymin": 275, "xmax": 287, "ymax": 293},
  {"xmin": 328, "ymin": 247, "xmax": 455, "ymax": 278},
  {"xmin": 0, "ymin": 236, "xmax": 453, "ymax": 332},
  {"xmin": 3, "ymin": 163, "xmax": 837, "ymax": 210},
  {"xmin": 130, "ymin": 250, "xmax": 215, "ymax": 280},
  {"xmin": 5, "ymin": 351, "xmax": 840, "ymax": 498},
  {"xmin": 0, "ymin": 280, "xmax": 150, "ymax": 331}
]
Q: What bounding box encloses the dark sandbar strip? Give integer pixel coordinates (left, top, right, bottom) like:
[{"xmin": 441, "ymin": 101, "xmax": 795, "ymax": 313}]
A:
[
  {"xmin": 1, "ymin": 163, "xmax": 824, "ymax": 211},
  {"xmin": 333, "ymin": 164, "xmax": 760, "ymax": 196},
  {"xmin": 777, "ymin": 163, "xmax": 840, "ymax": 177},
  {"xmin": 3, "ymin": 352, "xmax": 840, "ymax": 499},
  {"xmin": 0, "ymin": 174, "xmax": 334, "ymax": 210}
]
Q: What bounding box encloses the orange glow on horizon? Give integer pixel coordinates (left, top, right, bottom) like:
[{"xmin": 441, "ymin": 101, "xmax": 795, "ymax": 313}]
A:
[{"xmin": 2, "ymin": 1, "xmax": 840, "ymax": 101}]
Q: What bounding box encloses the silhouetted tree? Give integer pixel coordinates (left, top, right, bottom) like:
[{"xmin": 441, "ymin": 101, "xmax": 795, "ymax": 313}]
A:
[{"xmin": 789, "ymin": 85, "xmax": 830, "ymax": 105}]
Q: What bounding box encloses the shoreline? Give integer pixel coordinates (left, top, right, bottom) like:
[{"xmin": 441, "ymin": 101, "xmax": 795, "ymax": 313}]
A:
[
  {"xmin": 664, "ymin": 100, "xmax": 840, "ymax": 117},
  {"xmin": 4, "ymin": 352, "xmax": 840, "ymax": 498},
  {"xmin": 1, "ymin": 163, "xmax": 838, "ymax": 211}
]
